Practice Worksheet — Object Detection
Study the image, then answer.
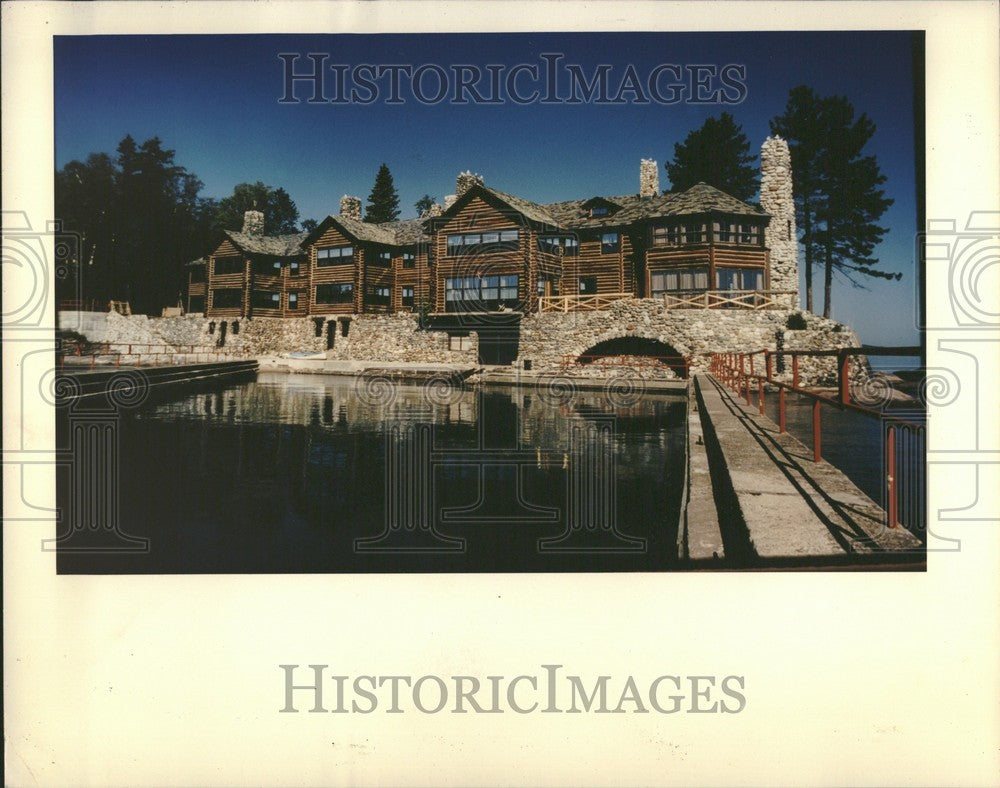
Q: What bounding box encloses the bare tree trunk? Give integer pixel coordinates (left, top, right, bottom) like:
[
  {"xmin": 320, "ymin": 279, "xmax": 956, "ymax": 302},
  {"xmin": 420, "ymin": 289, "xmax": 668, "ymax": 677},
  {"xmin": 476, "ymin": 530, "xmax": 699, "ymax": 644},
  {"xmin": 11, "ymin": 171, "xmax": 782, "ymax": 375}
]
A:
[{"xmin": 823, "ymin": 246, "xmax": 833, "ymax": 319}]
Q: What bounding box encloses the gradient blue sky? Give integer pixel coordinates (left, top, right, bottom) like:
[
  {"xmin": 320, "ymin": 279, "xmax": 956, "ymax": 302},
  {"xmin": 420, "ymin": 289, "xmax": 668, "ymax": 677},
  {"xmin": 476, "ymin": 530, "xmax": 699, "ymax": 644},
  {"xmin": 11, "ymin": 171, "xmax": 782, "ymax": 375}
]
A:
[{"xmin": 54, "ymin": 32, "xmax": 920, "ymax": 344}]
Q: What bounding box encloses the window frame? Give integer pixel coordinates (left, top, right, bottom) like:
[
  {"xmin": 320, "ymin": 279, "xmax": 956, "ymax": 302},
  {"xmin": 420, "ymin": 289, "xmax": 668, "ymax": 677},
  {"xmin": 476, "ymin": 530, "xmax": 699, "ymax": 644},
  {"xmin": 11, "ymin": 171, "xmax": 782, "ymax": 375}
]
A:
[
  {"xmin": 316, "ymin": 245, "xmax": 355, "ymax": 266},
  {"xmin": 314, "ymin": 282, "xmax": 354, "ymax": 304}
]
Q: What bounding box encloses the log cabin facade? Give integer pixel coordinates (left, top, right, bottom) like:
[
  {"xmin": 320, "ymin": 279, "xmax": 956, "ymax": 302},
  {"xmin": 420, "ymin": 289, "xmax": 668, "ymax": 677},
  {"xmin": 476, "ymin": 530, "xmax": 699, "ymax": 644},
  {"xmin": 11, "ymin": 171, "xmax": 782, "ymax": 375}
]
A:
[{"xmin": 191, "ymin": 152, "xmax": 795, "ymax": 324}]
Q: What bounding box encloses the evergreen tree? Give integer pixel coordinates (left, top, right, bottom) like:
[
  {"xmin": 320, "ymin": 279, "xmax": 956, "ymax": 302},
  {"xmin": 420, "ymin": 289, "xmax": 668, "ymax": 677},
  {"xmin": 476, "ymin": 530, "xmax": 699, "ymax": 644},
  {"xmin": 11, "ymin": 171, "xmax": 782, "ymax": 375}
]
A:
[
  {"xmin": 771, "ymin": 88, "xmax": 896, "ymax": 317},
  {"xmin": 414, "ymin": 194, "xmax": 436, "ymax": 217},
  {"xmin": 364, "ymin": 163, "xmax": 401, "ymax": 223},
  {"xmin": 665, "ymin": 112, "xmax": 759, "ymax": 201},
  {"xmin": 213, "ymin": 181, "xmax": 301, "ymax": 235}
]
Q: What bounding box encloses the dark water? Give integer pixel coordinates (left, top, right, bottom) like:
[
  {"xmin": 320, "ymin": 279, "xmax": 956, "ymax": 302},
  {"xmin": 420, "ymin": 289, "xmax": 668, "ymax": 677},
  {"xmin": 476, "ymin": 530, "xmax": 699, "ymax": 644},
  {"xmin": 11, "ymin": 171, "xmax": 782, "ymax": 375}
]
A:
[{"xmin": 57, "ymin": 372, "xmax": 688, "ymax": 573}]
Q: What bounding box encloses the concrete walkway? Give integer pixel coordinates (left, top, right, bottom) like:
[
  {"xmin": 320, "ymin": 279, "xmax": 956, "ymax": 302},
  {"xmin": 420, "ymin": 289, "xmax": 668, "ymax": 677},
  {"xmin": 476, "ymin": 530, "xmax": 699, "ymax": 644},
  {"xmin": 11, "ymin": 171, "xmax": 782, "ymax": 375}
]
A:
[{"xmin": 693, "ymin": 374, "xmax": 923, "ymax": 568}]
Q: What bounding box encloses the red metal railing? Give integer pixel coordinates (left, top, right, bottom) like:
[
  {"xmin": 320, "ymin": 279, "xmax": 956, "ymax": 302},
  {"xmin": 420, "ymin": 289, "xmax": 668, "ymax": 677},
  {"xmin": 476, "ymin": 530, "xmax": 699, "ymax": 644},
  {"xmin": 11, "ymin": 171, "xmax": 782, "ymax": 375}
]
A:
[
  {"xmin": 560, "ymin": 354, "xmax": 690, "ymax": 378},
  {"xmin": 710, "ymin": 347, "xmax": 924, "ymax": 531}
]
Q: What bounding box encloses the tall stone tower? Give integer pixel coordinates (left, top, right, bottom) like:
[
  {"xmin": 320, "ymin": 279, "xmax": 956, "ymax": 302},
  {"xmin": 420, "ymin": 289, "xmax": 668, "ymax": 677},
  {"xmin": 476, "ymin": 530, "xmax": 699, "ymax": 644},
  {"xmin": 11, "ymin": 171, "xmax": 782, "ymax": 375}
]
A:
[{"xmin": 760, "ymin": 136, "xmax": 799, "ymax": 308}]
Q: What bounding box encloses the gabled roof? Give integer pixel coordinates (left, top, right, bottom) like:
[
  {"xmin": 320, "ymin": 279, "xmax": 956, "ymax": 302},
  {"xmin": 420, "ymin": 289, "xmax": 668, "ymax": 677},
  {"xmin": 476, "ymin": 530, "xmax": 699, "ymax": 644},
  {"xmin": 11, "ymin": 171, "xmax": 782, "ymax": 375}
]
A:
[
  {"xmin": 223, "ymin": 230, "xmax": 308, "ymax": 257},
  {"xmin": 438, "ymin": 183, "xmax": 562, "ymax": 228},
  {"xmin": 303, "ymin": 215, "xmax": 431, "ymax": 247}
]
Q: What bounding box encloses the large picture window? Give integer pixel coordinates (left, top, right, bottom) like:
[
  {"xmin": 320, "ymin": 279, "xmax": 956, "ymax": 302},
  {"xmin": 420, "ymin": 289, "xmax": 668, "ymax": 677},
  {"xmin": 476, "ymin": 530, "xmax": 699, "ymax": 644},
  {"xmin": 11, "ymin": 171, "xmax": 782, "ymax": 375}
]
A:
[
  {"xmin": 712, "ymin": 221, "xmax": 762, "ymax": 245},
  {"xmin": 315, "ymin": 283, "xmax": 354, "ymax": 304},
  {"xmin": 251, "ymin": 290, "xmax": 281, "ymax": 309},
  {"xmin": 317, "ymin": 246, "xmax": 354, "ymax": 266},
  {"xmin": 252, "ymin": 259, "xmax": 282, "ymax": 276},
  {"xmin": 537, "ymin": 236, "xmax": 579, "ymax": 256},
  {"xmin": 652, "ymin": 222, "xmax": 707, "ymax": 245},
  {"xmin": 368, "ymin": 285, "xmax": 391, "ymax": 305},
  {"xmin": 446, "ymin": 229, "xmax": 519, "ymax": 256},
  {"xmin": 213, "ymin": 256, "xmax": 243, "ymax": 275},
  {"xmin": 444, "ymin": 274, "xmax": 519, "ymax": 312},
  {"xmin": 715, "ymin": 267, "xmax": 764, "ymax": 291},
  {"xmin": 211, "ymin": 288, "xmax": 242, "ymax": 308},
  {"xmin": 650, "ymin": 268, "xmax": 710, "ymax": 296}
]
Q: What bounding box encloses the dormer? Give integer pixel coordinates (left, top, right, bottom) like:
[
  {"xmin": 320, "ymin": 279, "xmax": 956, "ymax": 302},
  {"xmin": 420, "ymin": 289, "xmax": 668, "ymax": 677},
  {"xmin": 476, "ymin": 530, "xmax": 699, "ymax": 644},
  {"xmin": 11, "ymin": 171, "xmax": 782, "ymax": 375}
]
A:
[{"xmin": 581, "ymin": 197, "xmax": 621, "ymax": 219}]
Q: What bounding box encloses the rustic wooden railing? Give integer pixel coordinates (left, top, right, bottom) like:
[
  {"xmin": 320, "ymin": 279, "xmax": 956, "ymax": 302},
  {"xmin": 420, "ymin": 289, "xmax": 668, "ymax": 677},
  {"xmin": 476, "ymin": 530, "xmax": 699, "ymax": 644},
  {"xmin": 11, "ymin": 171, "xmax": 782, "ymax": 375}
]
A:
[
  {"xmin": 662, "ymin": 290, "xmax": 797, "ymax": 309},
  {"xmin": 538, "ymin": 293, "xmax": 633, "ymax": 312}
]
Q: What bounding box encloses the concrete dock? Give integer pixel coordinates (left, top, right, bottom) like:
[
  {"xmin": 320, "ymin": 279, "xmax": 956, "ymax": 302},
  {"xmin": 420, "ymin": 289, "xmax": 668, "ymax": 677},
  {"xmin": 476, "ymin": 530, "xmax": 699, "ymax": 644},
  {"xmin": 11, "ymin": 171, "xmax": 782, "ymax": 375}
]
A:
[{"xmin": 684, "ymin": 374, "xmax": 924, "ymax": 568}]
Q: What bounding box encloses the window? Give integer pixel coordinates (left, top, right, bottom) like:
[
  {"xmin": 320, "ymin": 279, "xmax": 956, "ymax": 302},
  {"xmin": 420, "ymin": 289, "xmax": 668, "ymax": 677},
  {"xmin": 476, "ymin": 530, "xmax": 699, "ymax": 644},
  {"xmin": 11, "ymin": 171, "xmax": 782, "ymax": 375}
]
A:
[
  {"xmin": 449, "ymin": 333, "xmax": 473, "ymax": 351},
  {"xmin": 579, "ymin": 276, "xmax": 598, "ymax": 295},
  {"xmin": 231, "ymin": 321, "xmax": 240, "ymax": 335},
  {"xmin": 288, "ymin": 291, "xmax": 300, "ymax": 309},
  {"xmin": 590, "ymin": 206, "xmax": 608, "ymax": 217},
  {"xmin": 212, "ymin": 288, "xmax": 242, "ymax": 309},
  {"xmin": 252, "ymin": 258, "xmax": 282, "ymax": 276},
  {"xmin": 315, "ymin": 283, "xmax": 353, "ymax": 304},
  {"xmin": 401, "ymin": 286, "xmax": 414, "ymax": 307},
  {"xmin": 653, "ymin": 222, "xmax": 707, "ymax": 245},
  {"xmin": 537, "ymin": 236, "xmax": 579, "ymax": 256},
  {"xmin": 537, "ymin": 276, "xmax": 556, "ymax": 297},
  {"xmin": 650, "ymin": 267, "xmax": 710, "ymax": 296},
  {"xmin": 188, "ymin": 295, "xmax": 205, "ymax": 313},
  {"xmin": 715, "ymin": 267, "xmax": 763, "ymax": 291},
  {"xmin": 444, "ymin": 274, "xmax": 519, "ymax": 312},
  {"xmin": 317, "ymin": 246, "xmax": 354, "ymax": 266},
  {"xmin": 374, "ymin": 250, "xmax": 392, "ymax": 267},
  {"xmin": 402, "ymin": 252, "xmax": 416, "ymax": 269},
  {"xmin": 214, "ymin": 256, "xmax": 243, "ymax": 275},
  {"xmin": 368, "ymin": 285, "xmax": 391, "ymax": 305},
  {"xmin": 601, "ymin": 233, "xmax": 620, "ymax": 254},
  {"xmin": 289, "ymin": 261, "xmax": 301, "ymax": 276},
  {"xmin": 446, "ymin": 229, "xmax": 519, "ymax": 256},
  {"xmin": 251, "ymin": 290, "xmax": 281, "ymax": 309}
]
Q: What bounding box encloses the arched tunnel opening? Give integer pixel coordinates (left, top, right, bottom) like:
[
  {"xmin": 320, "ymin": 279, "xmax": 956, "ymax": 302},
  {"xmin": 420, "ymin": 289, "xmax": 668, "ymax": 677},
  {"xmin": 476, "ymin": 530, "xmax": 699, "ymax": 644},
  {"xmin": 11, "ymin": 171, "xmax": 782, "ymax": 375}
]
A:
[{"xmin": 576, "ymin": 336, "xmax": 689, "ymax": 378}]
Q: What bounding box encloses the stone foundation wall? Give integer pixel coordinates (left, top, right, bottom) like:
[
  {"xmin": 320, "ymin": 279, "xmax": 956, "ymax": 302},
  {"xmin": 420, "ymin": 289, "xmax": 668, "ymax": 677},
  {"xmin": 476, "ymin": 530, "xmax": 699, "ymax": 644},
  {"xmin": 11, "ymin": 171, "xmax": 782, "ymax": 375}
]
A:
[
  {"xmin": 61, "ymin": 311, "xmax": 476, "ymax": 365},
  {"xmin": 516, "ymin": 300, "xmax": 867, "ymax": 386}
]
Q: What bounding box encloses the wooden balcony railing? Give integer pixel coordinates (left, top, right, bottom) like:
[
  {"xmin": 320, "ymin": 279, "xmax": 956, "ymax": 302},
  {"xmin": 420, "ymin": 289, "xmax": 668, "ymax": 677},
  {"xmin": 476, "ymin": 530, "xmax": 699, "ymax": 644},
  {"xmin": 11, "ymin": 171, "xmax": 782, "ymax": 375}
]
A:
[
  {"xmin": 662, "ymin": 290, "xmax": 797, "ymax": 310},
  {"xmin": 538, "ymin": 293, "xmax": 634, "ymax": 313}
]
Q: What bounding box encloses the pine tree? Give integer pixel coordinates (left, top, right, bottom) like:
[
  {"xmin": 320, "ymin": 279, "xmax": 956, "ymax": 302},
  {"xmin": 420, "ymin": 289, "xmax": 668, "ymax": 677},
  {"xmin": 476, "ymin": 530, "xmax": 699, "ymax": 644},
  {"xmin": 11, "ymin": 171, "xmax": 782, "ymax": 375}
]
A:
[
  {"xmin": 213, "ymin": 181, "xmax": 301, "ymax": 235},
  {"xmin": 364, "ymin": 163, "xmax": 401, "ymax": 223},
  {"xmin": 414, "ymin": 194, "xmax": 436, "ymax": 217},
  {"xmin": 665, "ymin": 112, "xmax": 759, "ymax": 201},
  {"xmin": 771, "ymin": 88, "xmax": 896, "ymax": 317}
]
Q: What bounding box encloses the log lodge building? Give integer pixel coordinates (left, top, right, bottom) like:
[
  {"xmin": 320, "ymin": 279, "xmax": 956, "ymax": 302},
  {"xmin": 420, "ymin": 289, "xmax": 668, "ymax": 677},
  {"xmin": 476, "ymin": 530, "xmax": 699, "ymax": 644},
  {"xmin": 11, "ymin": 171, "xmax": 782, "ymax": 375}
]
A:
[{"xmin": 187, "ymin": 138, "xmax": 799, "ymax": 362}]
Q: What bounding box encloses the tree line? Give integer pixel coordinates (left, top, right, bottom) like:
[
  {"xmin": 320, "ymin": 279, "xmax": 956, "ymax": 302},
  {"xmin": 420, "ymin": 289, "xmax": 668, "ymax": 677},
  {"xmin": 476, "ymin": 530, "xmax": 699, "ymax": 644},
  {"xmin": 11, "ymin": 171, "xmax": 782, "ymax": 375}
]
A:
[{"xmin": 56, "ymin": 85, "xmax": 896, "ymax": 316}]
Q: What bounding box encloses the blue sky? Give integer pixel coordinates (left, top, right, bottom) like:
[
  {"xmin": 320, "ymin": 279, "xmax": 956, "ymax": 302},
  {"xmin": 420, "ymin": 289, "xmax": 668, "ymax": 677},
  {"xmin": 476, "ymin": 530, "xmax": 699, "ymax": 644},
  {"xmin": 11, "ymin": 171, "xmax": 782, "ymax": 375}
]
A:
[{"xmin": 54, "ymin": 32, "xmax": 920, "ymax": 344}]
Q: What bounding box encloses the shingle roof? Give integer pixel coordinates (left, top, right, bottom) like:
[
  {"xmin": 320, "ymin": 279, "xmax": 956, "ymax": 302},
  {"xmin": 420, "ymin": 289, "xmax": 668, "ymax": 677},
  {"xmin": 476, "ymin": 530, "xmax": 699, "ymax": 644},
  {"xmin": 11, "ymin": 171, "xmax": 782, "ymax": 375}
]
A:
[
  {"xmin": 224, "ymin": 230, "xmax": 308, "ymax": 256},
  {"xmin": 543, "ymin": 183, "xmax": 766, "ymax": 230},
  {"xmin": 479, "ymin": 187, "xmax": 562, "ymax": 227},
  {"xmin": 380, "ymin": 218, "xmax": 432, "ymax": 245},
  {"xmin": 309, "ymin": 215, "xmax": 431, "ymax": 246}
]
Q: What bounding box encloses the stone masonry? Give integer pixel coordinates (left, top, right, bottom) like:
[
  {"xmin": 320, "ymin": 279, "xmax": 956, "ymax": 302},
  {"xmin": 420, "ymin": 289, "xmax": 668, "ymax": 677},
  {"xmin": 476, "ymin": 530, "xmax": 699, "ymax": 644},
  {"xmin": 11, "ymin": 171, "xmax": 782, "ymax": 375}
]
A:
[
  {"xmin": 455, "ymin": 171, "xmax": 485, "ymax": 198},
  {"xmin": 760, "ymin": 136, "xmax": 798, "ymax": 306},
  {"xmin": 639, "ymin": 159, "xmax": 659, "ymax": 198},
  {"xmin": 242, "ymin": 210, "xmax": 264, "ymax": 235},
  {"xmin": 339, "ymin": 195, "xmax": 362, "ymax": 221}
]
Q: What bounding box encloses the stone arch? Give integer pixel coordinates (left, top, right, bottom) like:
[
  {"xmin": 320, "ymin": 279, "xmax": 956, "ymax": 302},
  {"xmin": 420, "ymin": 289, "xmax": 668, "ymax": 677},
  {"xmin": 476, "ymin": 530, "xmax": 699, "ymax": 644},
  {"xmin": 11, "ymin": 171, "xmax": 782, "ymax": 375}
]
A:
[{"xmin": 574, "ymin": 333, "xmax": 690, "ymax": 378}]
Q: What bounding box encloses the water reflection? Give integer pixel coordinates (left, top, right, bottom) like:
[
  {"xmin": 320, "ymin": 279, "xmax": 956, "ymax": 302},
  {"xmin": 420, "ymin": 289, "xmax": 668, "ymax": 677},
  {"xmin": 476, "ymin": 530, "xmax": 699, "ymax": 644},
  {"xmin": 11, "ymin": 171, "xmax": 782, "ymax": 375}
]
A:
[{"xmin": 58, "ymin": 373, "xmax": 687, "ymax": 573}]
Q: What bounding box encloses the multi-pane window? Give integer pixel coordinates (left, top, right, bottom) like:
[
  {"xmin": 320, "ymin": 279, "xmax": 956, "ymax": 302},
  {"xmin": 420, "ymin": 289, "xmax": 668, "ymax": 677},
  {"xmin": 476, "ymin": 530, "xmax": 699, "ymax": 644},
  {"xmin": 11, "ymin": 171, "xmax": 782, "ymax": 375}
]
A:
[
  {"xmin": 653, "ymin": 222, "xmax": 707, "ymax": 245},
  {"xmin": 369, "ymin": 285, "xmax": 391, "ymax": 305},
  {"xmin": 537, "ymin": 276, "xmax": 556, "ymax": 297},
  {"xmin": 712, "ymin": 221, "xmax": 761, "ymax": 245},
  {"xmin": 401, "ymin": 286, "xmax": 414, "ymax": 307},
  {"xmin": 537, "ymin": 236, "xmax": 579, "ymax": 256},
  {"xmin": 316, "ymin": 246, "xmax": 354, "ymax": 266},
  {"xmin": 649, "ymin": 268, "xmax": 710, "ymax": 296},
  {"xmin": 449, "ymin": 333, "xmax": 473, "ymax": 351},
  {"xmin": 715, "ymin": 267, "xmax": 764, "ymax": 291},
  {"xmin": 288, "ymin": 291, "xmax": 300, "ymax": 309},
  {"xmin": 590, "ymin": 206, "xmax": 609, "ymax": 217},
  {"xmin": 374, "ymin": 250, "xmax": 392, "ymax": 267},
  {"xmin": 315, "ymin": 283, "xmax": 354, "ymax": 304},
  {"xmin": 402, "ymin": 252, "xmax": 416, "ymax": 269},
  {"xmin": 252, "ymin": 259, "xmax": 282, "ymax": 276},
  {"xmin": 601, "ymin": 233, "xmax": 620, "ymax": 254},
  {"xmin": 444, "ymin": 275, "xmax": 518, "ymax": 311},
  {"xmin": 251, "ymin": 290, "xmax": 281, "ymax": 309},
  {"xmin": 446, "ymin": 229, "xmax": 519, "ymax": 256},
  {"xmin": 211, "ymin": 288, "xmax": 242, "ymax": 308},
  {"xmin": 579, "ymin": 276, "xmax": 598, "ymax": 295},
  {"xmin": 214, "ymin": 256, "xmax": 243, "ymax": 275},
  {"xmin": 289, "ymin": 261, "xmax": 301, "ymax": 276}
]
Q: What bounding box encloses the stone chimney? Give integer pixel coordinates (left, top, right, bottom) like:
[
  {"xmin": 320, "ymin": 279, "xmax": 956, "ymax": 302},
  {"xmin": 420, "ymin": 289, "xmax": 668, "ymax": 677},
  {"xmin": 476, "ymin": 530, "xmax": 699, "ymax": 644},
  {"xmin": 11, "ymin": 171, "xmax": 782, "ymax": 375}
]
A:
[
  {"xmin": 455, "ymin": 171, "xmax": 484, "ymax": 198},
  {"xmin": 339, "ymin": 195, "xmax": 362, "ymax": 222},
  {"xmin": 443, "ymin": 194, "xmax": 457, "ymax": 210},
  {"xmin": 760, "ymin": 136, "xmax": 799, "ymax": 308},
  {"xmin": 639, "ymin": 159, "xmax": 659, "ymax": 198},
  {"xmin": 242, "ymin": 210, "xmax": 264, "ymax": 236},
  {"xmin": 425, "ymin": 203, "xmax": 443, "ymax": 218}
]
